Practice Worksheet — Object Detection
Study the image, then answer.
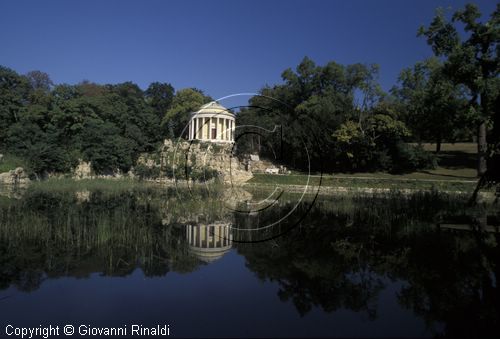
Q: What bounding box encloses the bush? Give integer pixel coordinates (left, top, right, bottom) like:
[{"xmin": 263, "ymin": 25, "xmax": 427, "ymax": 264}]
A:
[
  {"xmin": 0, "ymin": 153, "xmax": 28, "ymax": 173},
  {"xmin": 333, "ymin": 117, "xmax": 436, "ymax": 173},
  {"xmin": 188, "ymin": 167, "xmax": 219, "ymax": 182},
  {"xmin": 390, "ymin": 143, "xmax": 437, "ymax": 173},
  {"xmin": 134, "ymin": 164, "xmax": 160, "ymax": 180}
]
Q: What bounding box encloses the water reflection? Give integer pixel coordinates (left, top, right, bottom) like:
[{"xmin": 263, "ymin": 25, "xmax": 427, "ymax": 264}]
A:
[
  {"xmin": 0, "ymin": 185, "xmax": 499, "ymax": 337},
  {"xmin": 186, "ymin": 223, "xmax": 233, "ymax": 263}
]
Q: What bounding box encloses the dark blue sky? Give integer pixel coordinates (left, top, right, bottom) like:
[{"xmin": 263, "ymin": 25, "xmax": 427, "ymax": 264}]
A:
[{"xmin": 0, "ymin": 0, "xmax": 496, "ymax": 101}]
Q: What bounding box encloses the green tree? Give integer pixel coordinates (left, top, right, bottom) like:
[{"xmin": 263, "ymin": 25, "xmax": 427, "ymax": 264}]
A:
[
  {"xmin": 80, "ymin": 119, "xmax": 136, "ymax": 174},
  {"xmin": 393, "ymin": 57, "xmax": 468, "ymax": 152},
  {"xmin": 239, "ymin": 57, "xmax": 391, "ymax": 172},
  {"xmin": 419, "ymin": 3, "xmax": 500, "ymax": 175},
  {"xmin": 162, "ymin": 88, "xmax": 212, "ymax": 139},
  {"xmin": 0, "ymin": 66, "xmax": 31, "ymax": 146},
  {"xmin": 332, "ymin": 113, "xmax": 427, "ymax": 172},
  {"xmin": 145, "ymin": 82, "xmax": 175, "ymax": 120},
  {"xmin": 25, "ymin": 70, "xmax": 53, "ymax": 92}
]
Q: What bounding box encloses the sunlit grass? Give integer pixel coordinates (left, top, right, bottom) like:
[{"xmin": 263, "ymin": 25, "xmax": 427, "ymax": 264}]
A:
[
  {"xmin": 418, "ymin": 142, "xmax": 477, "ymax": 153},
  {"xmin": 248, "ymin": 142, "xmax": 480, "ymax": 191},
  {"xmin": 246, "ymin": 173, "xmax": 478, "ymax": 192}
]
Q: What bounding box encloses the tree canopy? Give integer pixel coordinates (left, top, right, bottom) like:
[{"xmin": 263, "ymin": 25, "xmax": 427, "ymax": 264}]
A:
[
  {"xmin": 0, "ymin": 66, "xmax": 178, "ymax": 175},
  {"xmin": 419, "ymin": 3, "xmax": 500, "ymax": 175},
  {"xmin": 0, "ymin": 3, "xmax": 497, "ymax": 177}
]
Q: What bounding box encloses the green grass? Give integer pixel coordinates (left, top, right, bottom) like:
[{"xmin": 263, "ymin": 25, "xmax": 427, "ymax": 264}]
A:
[
  {"xmin": 419, "ymin": 142, "xmax": 477, "ymax": 175},
  {"xmin": 0, "ymin": 153, "xmax": 28, "ymax": 173},
  {"xmin": 327, "ymin": 170, "xmax": 476, "ymax": 180},
  {"xmin": 246, "ymin": 173, "xmax": 477, "ymax": 192},
  {"xmin": 29, "ymin": 178, "xmax": 152, "ymax": 192},
  {"xmin": 419, "ymin": 142, "xmax": 477, "ymax": 153},
  {"xmin": 247, "ymin": 143, "xmax": 482, "ymax": 192}
]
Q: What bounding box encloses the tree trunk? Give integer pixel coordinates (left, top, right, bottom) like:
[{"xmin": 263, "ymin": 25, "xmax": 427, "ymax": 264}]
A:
[
  {"xmin": 477, "ymin": 120, "xmax": 487, "ymax": 177},
  {"xmin": 435, "ymin": 136, "xmax": 442, "ymax": 153}
]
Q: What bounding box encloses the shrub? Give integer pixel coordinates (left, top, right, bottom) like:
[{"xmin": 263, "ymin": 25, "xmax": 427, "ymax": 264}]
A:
[
  {"xmin": 134, "ymin": 164, "xmax": 160, "ymax": 180},
  {"xmin": 390, "ymin": 143, "xmax": 437, "ymax": 173},
  {"xmin": 0, "ymin": 153, "xmax": 28, "ymax": 173},
  {"xmin": 188, "ymin": 167, "xmax": 219, "ymax": 182}
]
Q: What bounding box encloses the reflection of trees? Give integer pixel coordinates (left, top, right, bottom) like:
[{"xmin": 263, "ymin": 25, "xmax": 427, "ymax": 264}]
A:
[
  {"xmin": 235, "ymin": 194, "xmax": 500, "ymax": 337},
  {"xmin": 0, "ymin": 187, "xmax": 232, "ymax": 291},
  {"xmin": 395, "ymin": 222, "xmax": 500, "ymax": 338},
  {"xmin": 1, "ymin": 187, "xmax": 499, "ymax": 336},
  {"xmin": 235, "ymin": 206, "xmax": 388, "ymax": 318}
]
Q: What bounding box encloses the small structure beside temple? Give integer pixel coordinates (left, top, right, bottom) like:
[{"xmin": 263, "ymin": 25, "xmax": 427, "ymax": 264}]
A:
[{"xmin": 187, "ymin": 101, "xmax": 235, "ymax": 143}]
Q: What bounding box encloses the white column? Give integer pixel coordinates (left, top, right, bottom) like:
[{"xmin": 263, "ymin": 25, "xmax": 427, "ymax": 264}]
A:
[
  {"xmin": 222, "ymin": 119, "xmax": 225, "ymax": 140},
  {"xmin": 205, "ymin": 118, "xmax": 209, "ymax": 140},
  {"xmin": 218, "ymin": 118, "xmax": 222, "ymax": 140},
  {"xmin": 219, "ymin": 118, "xmax": 225, "ymax": 140},
  {"xmin": 190, "ymin": 119, "xmax": 194, "ymax": 140}
]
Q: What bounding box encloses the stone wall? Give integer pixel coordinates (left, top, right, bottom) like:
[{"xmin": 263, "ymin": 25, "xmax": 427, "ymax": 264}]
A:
[
  {"xmin": 138, "ymin": 139, "xmax": 253, "ymax": 184},
  {"xmin": 0, "ymin": 167, "xmax": 30, "ymax": 185},
  {"xmin": 73, "ymin": 160, "xmax": 93, "ymax": 179}
]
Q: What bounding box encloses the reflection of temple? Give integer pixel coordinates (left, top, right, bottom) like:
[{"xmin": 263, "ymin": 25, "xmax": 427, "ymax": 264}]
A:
[{"xmin": 186, "ymin": 223, "xmax": 233, "ymax": 263}]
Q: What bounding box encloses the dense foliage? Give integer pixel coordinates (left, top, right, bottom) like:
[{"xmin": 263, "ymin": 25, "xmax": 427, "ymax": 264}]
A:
[
  {"xmin": 418, "ymin": 3, "xmax": 500, "ymax": 175},
  {"xmin": 236, "ymin": 57, "xmax": 437, "ymax": 173},
  {"xmin": 236, "ymin": 3, "xmax": 499, "ymax": 175},
  {"xmin": 0, "ymin": 66, "xmax": 210, "ymax": 176},
  {"xmin": 0, "ymin": 3, "xmax": 497, "ymax": 177}
]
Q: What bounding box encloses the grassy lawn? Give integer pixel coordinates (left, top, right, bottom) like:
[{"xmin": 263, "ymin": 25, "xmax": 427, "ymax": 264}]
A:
[
  {"xmin": 247, "ymin": 143, "xmax": 480, "ymax": 192},
  {"xmin": 247, "ymin": 173, "xmax": 477, "ymax": 191},
  {"xmin": 419, "ymin": 142, "xmax": 477, "ymax": 153}
]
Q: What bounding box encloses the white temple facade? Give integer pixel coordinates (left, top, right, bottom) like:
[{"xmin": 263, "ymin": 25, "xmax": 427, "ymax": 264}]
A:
[{"xmin": 187, "ymin": 101, "xmax": 235, "ymax": 143}]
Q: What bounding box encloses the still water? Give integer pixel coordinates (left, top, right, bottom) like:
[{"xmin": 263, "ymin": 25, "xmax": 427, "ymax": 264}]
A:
[{"xmin": 0, "ymin": 184, "xmax": 499, "ymax": 337}]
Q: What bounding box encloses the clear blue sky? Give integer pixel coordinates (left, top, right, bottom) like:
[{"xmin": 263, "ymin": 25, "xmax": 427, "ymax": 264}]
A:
[{"xmin": 0, "ymin": 0, "xmax": 496, "ymax": 101}]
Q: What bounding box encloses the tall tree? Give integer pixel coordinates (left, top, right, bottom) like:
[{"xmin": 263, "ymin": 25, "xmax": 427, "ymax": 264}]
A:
[
  {"xmin": 393, "ymin": 57, "xmax": 467, "ymax": 152},
  {"xmin": 0, "ymin": 67, "xmax": 31, "ymax": 146},
  {"xmin": 145, "ymin": 82, "xmax": 175, "ymax": 120},
  {"xmin": 162, "ymin": 88, "xmax": 212, "ymax": 139},
  {"xmin": 419, "ymin": 3, "xmax": 500, "ymax": 175},
  {"xmin": 25, "ymin": 70, "xmax": 53, "ymax": 92},
  {"xmin": 239, "ymin": 57, "xmax": 386, "ymax": 171}
]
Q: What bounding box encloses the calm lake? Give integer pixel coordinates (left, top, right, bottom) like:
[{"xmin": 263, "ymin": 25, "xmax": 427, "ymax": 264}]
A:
[{"xmin": 0, "ymin": 183, "xmax": 499, "ymax": 338}]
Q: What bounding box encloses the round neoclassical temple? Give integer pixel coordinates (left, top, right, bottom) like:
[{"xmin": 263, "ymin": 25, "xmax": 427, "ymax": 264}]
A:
[
  {"xmin": 187, "ymin": 101, "xmax": 235, "ymax": 143},
  {"xmin": 186, "ymin": 223, "xmax": 232, "ymax": 263}
]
